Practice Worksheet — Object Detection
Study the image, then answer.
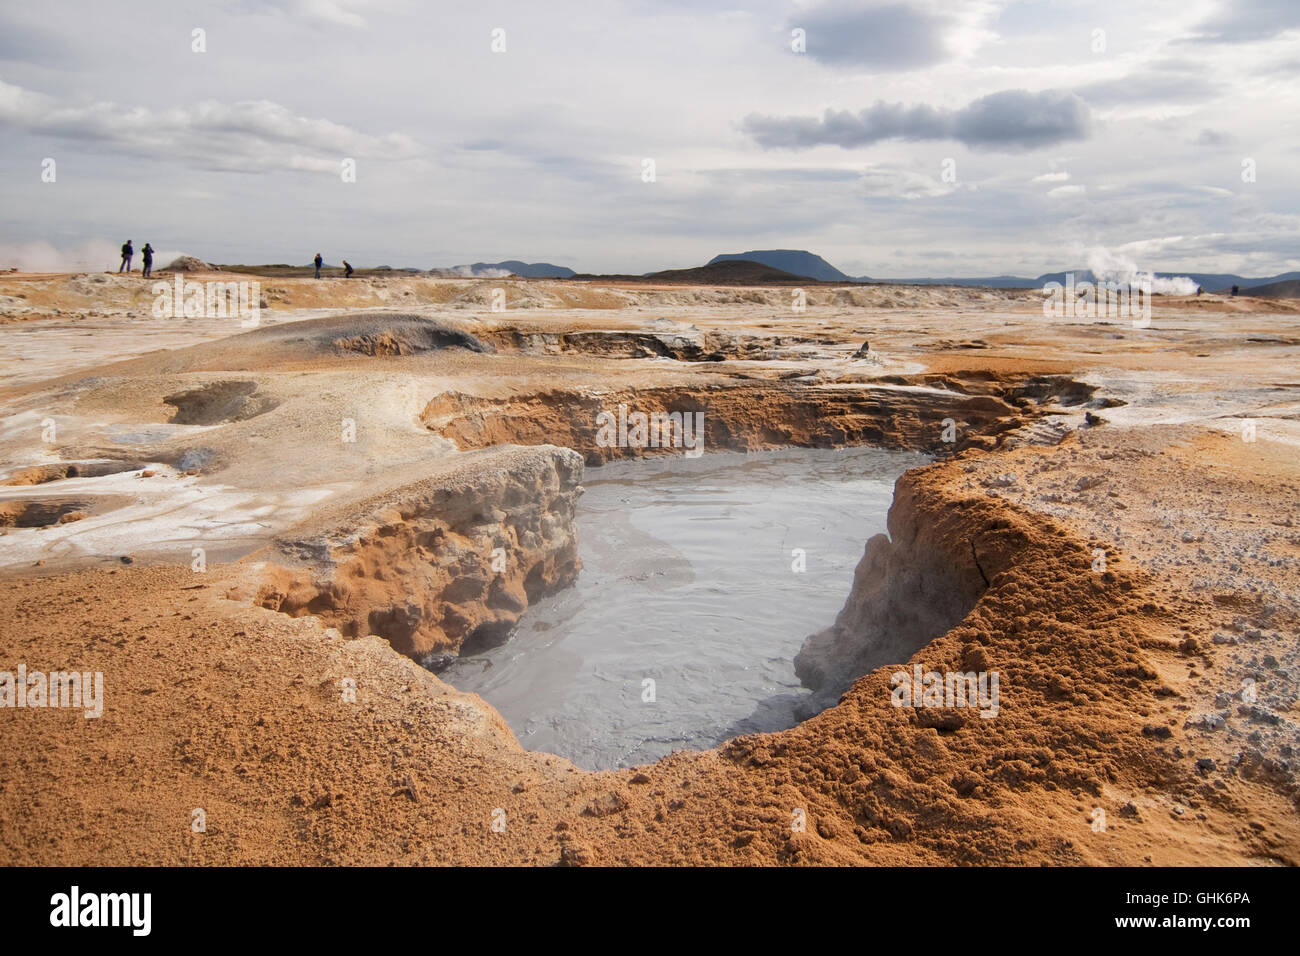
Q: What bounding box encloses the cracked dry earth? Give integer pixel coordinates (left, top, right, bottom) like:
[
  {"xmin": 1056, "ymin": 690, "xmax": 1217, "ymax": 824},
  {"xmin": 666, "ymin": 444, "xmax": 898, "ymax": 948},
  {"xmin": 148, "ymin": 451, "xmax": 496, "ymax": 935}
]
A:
[{"xmin": 0, "ymin": 271, "xmax": 1297, "ymax": 865}]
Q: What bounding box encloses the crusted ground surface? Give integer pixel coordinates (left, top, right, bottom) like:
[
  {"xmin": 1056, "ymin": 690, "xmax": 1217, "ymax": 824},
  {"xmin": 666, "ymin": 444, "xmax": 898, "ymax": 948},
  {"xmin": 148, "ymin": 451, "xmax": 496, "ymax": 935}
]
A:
[{"xmin": 0, "ymin": 271, "xmax": 1296, "ymax": 865}]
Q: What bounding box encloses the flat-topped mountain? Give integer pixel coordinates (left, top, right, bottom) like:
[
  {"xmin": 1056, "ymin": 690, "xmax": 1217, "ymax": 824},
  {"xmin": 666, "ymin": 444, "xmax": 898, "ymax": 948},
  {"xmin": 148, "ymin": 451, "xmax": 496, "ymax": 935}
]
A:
[{"xmin": 707, "ymin": 250, "xmax": 857, "ymax": 282}]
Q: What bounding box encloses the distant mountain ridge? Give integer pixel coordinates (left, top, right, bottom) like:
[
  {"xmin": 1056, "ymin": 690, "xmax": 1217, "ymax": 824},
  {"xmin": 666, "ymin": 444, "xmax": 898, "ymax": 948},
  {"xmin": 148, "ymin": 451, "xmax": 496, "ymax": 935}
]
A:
[
  {"xmin": 704, "ymin": 253, "xmax": 1300, "ymax": 292},
  {"xmin": 408, "ymin": 250, "xmax": 1299, "ymax": 292},
  {"xmin": 704, "ymin": 250, "xmax": 1300, "ymax": 292}
]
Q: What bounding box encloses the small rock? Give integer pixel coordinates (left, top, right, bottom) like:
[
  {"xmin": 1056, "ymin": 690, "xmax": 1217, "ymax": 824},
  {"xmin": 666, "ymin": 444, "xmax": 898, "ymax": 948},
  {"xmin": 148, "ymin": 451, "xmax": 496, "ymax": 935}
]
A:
[
  {"xmin": 558, "ymin": 844, "xmax": 593, "ymax": 866},
  {"xmin": 582, "ymin": 791, "xmax": 630, "ymax": 817},
  {"xmin": 1185, "ymin": 712, "xmax": 1226, "ymax": 731},
  {"xmin": 1238, "ymin": 705, "xmax": 1280, "ymax": 725}
]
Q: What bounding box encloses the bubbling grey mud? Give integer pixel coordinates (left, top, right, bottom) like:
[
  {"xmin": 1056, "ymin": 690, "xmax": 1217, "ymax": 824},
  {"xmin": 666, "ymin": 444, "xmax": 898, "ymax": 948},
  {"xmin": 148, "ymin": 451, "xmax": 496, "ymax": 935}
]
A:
[{"xmin": 440, "ymin": 445, "xmax": 928, "ymax": 770}]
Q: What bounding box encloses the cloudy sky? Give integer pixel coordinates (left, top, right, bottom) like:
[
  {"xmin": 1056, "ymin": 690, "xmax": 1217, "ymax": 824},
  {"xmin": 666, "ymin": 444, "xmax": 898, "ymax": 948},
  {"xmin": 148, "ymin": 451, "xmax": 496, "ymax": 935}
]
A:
[{"xmin": 1, "ymin": 0, "xmax": 1298, "ymax": 277}]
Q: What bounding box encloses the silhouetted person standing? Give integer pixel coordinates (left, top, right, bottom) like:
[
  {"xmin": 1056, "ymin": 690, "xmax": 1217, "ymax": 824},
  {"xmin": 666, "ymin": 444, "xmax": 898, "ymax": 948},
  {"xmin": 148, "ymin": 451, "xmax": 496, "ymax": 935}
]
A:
[
  {"xmin": 141, "ymin": 243, "xmax": 154, "ymax": 278},
  {"xmin": 119, "ymin": 240, "xmax": 133, "ymax": 273},
  {"xmin": 343, "ymin": 260, "xmax": 354, "ymax": 278},
  {"xmin": 314, "ymin": 253, "xmax": 323, "ymax": 279}
]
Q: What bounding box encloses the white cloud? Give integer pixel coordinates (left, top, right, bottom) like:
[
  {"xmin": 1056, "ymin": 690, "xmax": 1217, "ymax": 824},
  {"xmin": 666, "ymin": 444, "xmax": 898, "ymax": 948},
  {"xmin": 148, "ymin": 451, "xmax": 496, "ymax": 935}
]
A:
[
  {"xmin": 0, "ymin": 78, "xmax": 419, "ymax": 173},
  {"xmin": 236, "ymin": 0, "xmax": 388, "ymax": 28},
  {"xmin": 859, "ymin": 165, "xmax": 962, "ymax": 199}
]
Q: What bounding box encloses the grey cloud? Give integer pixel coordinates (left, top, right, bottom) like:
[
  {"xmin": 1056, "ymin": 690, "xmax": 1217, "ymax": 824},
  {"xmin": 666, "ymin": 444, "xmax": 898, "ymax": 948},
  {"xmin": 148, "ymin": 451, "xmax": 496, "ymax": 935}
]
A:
[
  {"xmin": 1195, "ymin": 129, "xmax": 1234, "ymax": 146},
  {"xmin": 743, "ymin": 89, "xmax": 1091, "ymax": 152},
  {"xmin": 0, "ymin": 16, "xmax": 77, "ymax": 67},
  {"xmin": 1191, "ymin": 0, "xmax": 1300, "ymax": 43},
  {"xmin": 790, "ymin": 3, "xmax": 950, "ymax": 70}
]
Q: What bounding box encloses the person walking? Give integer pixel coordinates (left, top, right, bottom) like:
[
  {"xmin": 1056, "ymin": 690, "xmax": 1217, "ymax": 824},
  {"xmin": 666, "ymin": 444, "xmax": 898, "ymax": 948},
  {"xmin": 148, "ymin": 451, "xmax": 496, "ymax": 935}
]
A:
[
  {"xmin": 343, "ymin": 260, "xmax": 354, "ymax": 279},
  {"xmin": 141, "ymin": 243, "xmax": 154, "ymax": 278},
  {"xmin": 314, "ymin": 253, "xmax": 323, "ymax": 279},
  {"xmin": 119, "ymin": 240, "xmax": 133, "ymax": 273}
]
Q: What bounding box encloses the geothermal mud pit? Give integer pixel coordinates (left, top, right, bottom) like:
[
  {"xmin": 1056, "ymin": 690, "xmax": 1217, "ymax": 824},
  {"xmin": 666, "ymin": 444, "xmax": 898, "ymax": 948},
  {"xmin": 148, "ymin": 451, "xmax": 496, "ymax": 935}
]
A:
[
  {"xmin": 1, "ymin": 271, "xmax": 1298, "ymax": 866},
  {"xmin": 442, "ymin": 446, "xmax": 928, "ymax": 769}
]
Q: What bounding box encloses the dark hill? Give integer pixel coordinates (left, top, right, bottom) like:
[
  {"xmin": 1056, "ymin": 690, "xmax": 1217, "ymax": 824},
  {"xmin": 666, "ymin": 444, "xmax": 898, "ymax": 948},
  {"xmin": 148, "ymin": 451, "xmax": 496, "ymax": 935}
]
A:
[
  {"xmin": 1238, "ymin": 278, "xmax": 1300, "ymax": 298},
  {"xmin": 571, "ymin": 259, "xmax": 820, "ymax": 285},
  {"xmin": 707, "ymin": 249, "xmax": 855, "ymax": 282}
]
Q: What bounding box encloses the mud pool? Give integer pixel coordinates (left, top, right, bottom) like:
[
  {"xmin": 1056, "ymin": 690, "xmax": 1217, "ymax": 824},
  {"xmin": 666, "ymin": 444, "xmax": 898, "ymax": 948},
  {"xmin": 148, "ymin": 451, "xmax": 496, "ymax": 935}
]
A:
[{"xmin": 441, "ymin": 445, "xmax": 929, "ymax": 770}]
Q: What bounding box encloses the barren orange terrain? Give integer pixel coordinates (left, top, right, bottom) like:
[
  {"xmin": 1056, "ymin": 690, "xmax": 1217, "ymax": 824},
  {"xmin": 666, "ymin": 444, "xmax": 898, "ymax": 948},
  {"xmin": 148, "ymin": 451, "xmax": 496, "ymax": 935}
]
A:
[{"xmin": 0, "ymin": 270, "xmax": 1296, "ymax": 865}]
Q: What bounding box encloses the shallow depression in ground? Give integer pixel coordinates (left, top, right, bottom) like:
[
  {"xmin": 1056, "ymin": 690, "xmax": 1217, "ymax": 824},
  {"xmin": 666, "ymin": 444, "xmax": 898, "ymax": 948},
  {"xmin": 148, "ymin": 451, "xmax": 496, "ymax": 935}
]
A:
[{"xmin": 440, "ymin": 445, "xmax": 929, "ymax": 770}]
